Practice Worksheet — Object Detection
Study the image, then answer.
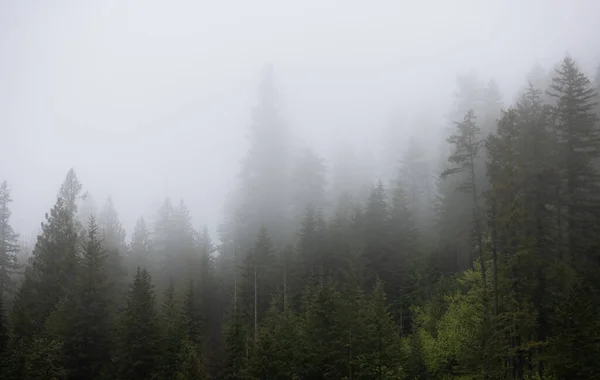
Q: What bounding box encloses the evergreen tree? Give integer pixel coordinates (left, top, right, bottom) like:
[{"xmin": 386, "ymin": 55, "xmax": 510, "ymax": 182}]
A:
[
  {"xmin": 57, "ymin": 217, "xmax": 113, "ymax": 380},
  {"xmin": 175, "ymin": 340, "xmax": 205, "ymax": 380},
  {"xmin": 117, "ymin": 268, "xmax": 160, "ymax": 380},
  {"xmin": 0, "ymin": 181, "xmax": 19, "ymax": 301},
  {"xmin": 235, "ymin": 65, "xmax": 291, "ymax": 248},
  {"xmin": 222, "ymin": 309, "xmax": 246, "ymax": 380},
  {"xmin": 11, "ymin": 170, "xmax": 82, "ymax": 342},
  {"xmin": 182, "ymin": 280, "xmax": 204, "ymax": 347},
  {"xmin": 442, "ymin": 110, "xmax": 487, "ymax": 286},
  {"xmin": 547, "ymin": 56, "xmax": 600, "ymax": 256}
]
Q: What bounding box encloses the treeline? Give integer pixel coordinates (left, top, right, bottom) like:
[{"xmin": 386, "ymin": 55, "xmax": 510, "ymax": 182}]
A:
[{"xmin": 0, "ymin": 56, "xmax": 600, "ymax": 379}]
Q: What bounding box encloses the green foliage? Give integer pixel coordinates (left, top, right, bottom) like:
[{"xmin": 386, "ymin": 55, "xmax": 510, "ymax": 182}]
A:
[
  {"xmin": 117, "ymin": 268, "xmax": 161, "ymax": 380},
  {"xmin": 174, "ymin": 340, "xmax": 205, "ymax": 380},
  {"xmin": 52, "ymin": 217, "xmax": 114, "ymax": 379},
  {"xmin": 11, "ymin": 171, "xmax": 82, "ymax": 343},
  {"xmin": 23, "ymin": 337, "xmax": 67, "ymax": 380}
]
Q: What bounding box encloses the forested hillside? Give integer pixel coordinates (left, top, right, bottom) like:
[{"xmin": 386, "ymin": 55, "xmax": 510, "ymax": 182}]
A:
[{"xmin": 1, "ymin": 56, "xmax": 600, "ymax": 380}]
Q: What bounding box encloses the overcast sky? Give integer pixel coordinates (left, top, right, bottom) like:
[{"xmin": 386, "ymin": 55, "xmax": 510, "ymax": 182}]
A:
[{"xmin": 1, "ymin": 0, "xmax": 599, "ymax": 242}]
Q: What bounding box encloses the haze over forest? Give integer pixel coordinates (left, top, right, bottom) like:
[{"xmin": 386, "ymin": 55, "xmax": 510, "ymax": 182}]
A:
[
  {"xmin": 2, "ymin": 0, "xmax": 599, "ymax": 241},
  {"xmin": 2, "ymin": 1, "xmax": 600, "ymax": 379}
]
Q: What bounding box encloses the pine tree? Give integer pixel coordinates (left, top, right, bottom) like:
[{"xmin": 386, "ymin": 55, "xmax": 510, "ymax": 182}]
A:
[
  {"xmin": 247, "ymin": 297, "xmax": 300, "ymax": 379},
  {"xmin": 222, "ymin": 309, "xmax": 246, "ymax": 380},
  {"xmin": 58, "ymin": 217, "xmax": 113, "ymax": 380},
  {"xmin": 442, "ymin": 110, "xmax": 487, "ymax": 286},
  {"xmin": 117, "ymin": 268, "xmax": 160, "ymax": 380},
  {"xmin": 182, "ymin": 280, "xmax": 204, "ymax": 347},
  {"xmin": 175, "ymin": 340, "xmax": 205, "ymax": 380},
  {"xmin": 235, "ymin": 65, "xmax": 291, "ymax": 248},
  {"xmin": 547, "ymin": 56, "xmax": 600, "ymax": 257},
  {"xmin": 11, "ymin": 170, "xmax": 82, "ymax": 342},
  {"xmin": 353, "ymin": 279, "xmax": 404, "ymax": 379},
  {"xmin": 0, "ymin": 181, "xmax": 19, "ymax": 301}
]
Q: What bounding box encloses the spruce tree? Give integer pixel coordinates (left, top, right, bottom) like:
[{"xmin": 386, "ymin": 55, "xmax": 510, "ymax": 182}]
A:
[
  {"xmin": 442, "ymin": 110, "xmax": 487, "ymax": 286},
  {"xmin": 117, "ymin": 268, "xmax": 160, "ymax": 380},
  {"xmin": 182, "ymin": 280, "xmax": 204, "ymax": 347},
  {"xmin": 222, "ymin": 308, "xmax": 246, "ymax": 380},
  {"xmin": 58, "ymin": 217, "xmax": 113, "ymax": 380},
  {"xmin": 547, "ymin": 56, "xmax": 600, "ymax": 256},
  {"xmin": 11, "ymin": 170, "xmax": 82, "ymax": 342}
]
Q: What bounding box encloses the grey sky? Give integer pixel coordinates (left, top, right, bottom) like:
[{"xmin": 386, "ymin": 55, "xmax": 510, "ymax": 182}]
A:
[{"xmin": 1, "ymin": 0, "xmax": 599, "ymax": 241}]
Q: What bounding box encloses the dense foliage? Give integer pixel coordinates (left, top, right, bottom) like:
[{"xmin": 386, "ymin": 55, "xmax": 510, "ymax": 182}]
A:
[{"xmin": 1, "ymin": 56, "xmax": 600, "ymax": 379}]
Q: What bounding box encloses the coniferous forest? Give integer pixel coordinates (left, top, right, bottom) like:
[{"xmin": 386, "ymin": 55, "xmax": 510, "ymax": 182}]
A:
[{"xmin": 2, "ymin": 55, "xmax": 600, "ymax": 380}]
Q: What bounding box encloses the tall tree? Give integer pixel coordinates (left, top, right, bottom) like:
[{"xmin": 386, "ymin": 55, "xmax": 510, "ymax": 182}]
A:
[
  {"xmin": 117, "ymin": 268, "xmax": 160, "ymax": 380},
  {"xmin": 442, "ymin": 110, "xmax": 486, "ymax": 286},
  {"xmin": 236, "ymin": 65, "xmax": 291, "ymax": 248},
  {"xmin": 11, "ymin": 170, "xmax": 82, "ymax": 342},
  {"xmin": 54, "ymin": 217, "xmax": 113, "ymax": 380},
  {"xmin": 547, "ymin": 56, "xmax": 600, "ymax": 256}
]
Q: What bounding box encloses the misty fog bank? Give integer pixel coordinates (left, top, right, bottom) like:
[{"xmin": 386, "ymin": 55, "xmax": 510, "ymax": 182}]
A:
[{"xmin": 1, "ymin": 0, "xmax": 599, "ymax": 243}]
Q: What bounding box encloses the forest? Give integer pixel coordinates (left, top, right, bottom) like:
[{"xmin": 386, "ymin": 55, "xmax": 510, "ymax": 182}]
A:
[{"xmin": 1, "ymin": 55, "xmax": 600, "ymax": 380}]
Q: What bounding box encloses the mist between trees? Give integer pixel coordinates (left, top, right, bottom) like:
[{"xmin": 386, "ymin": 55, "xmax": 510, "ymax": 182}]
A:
[{"xmin": 1, "ymin": 55, "xmax": 600, "ymax": 380}]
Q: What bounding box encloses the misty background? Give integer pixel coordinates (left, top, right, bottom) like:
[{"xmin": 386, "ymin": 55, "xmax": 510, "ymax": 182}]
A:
[{"xmin": 2, "ymin": 0, "xmax": 599, "ymax": 243}]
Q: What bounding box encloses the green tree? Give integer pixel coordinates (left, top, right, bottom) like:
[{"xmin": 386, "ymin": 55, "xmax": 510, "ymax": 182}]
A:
[
  {"xmin": 117, "ymin": 268, "xmax": 160, "ymax": 380},
  {"xmin": 442, "ymin": 110, "xmax": 487, "ymax": 286},
  {"xmin": 53, "ymin": 217, "xmax": 113, "ymax": 380},
  {"xmin": 11, "ymin": 170, "xmax": 82, "ymax": 342}
]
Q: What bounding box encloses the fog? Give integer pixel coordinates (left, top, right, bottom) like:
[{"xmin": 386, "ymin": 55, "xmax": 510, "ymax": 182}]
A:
[{"xmin": 1, "ymin": 0, "xmax": 599, "ymax": 242}]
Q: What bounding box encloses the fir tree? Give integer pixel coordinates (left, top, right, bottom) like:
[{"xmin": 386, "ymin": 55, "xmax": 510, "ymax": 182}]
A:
[
  {"xmin": 442, "ymin": 110, "xmax": 487, "ymax": 286},
  {"xmin": 58, "ymin": 217, "xmax": 113, "ymax": 380},
  {"xmin": 117, "ymin": 268, "xmax": 160, "ymax": 380},
  {"xmin": 182, "ymin": 280, "xmax": 204, "ymax": 347},
  {"xmin": 11, "ymin": 170, "xmax": 82, "ymax": 342},
  {"xmin": 547, "ymin": 56, "xmax": 600, "ymax": 256}
]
